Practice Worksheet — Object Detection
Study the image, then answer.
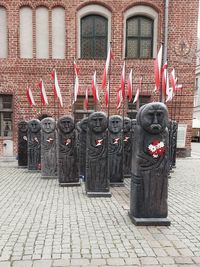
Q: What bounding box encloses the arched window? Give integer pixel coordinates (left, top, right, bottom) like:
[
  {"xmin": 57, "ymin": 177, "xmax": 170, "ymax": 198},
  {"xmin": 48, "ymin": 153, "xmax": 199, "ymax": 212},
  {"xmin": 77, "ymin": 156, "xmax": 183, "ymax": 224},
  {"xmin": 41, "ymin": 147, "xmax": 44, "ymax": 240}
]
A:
[
  {"xmin": 0, "ymin": 6, "xmax": 8, "ymax": 58},
  {"xmin": 126, "ymin": 16, "xmax": 153, "ymax": 59},
  {"xmin": 81, "ymin": 15, "xmax": 108, "ymax": 59},
  {"xmin": 36, "ymin": 6, "xmax": 49, "ymax": 58},
  {"xmin": 20, "ymin": 6, "xmax": 33, "ymax": 58},
  {"xmin": 124, "ymin": 5, "xmax": 158, "ymax": 59},
  {"xmin": 52, "ymin": 7, "xmax": 65, "ymax": 59}
]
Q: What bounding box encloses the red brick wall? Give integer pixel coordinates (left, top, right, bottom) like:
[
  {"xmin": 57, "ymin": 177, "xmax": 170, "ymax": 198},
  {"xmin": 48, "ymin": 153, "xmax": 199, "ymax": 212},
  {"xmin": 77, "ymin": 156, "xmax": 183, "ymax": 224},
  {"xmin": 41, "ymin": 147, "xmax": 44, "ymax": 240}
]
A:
[{"xmin": 0, "ymin": 0, "xmax": 198, "ymax": 157}]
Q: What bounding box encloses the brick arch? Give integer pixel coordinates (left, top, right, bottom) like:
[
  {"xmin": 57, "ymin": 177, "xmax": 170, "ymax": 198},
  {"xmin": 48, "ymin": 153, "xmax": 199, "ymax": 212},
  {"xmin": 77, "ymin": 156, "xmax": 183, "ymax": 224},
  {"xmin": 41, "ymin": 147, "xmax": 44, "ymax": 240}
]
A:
[
  {"xmin": 123, "ymin": 1, "xmax": 161, "ymax": 14},
  {"xmin": 50, "ymin": 3, "xmax": 66, "ymax": 10},
  {"xmin": 77, "ymin": 1, "xmax": 113, "ymax": 13}
]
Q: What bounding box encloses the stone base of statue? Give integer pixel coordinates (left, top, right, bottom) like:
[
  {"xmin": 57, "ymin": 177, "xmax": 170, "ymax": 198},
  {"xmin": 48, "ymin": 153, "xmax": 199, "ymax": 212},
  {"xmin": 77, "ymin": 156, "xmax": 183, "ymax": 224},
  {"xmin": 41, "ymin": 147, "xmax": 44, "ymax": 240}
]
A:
[
  {"xmin": 87, "ymin": 191, "xmax": 112, "ymax": 198},
  {"xmin": 42, "ymin": 175, "xmax": 58, "ymax": 179},
  {"xmin": 123, "ymin": 174, "xmax": 131, "ymax": 178},
  {"xmin": 110, "ymin": 182, "xmax": 124, "ymax": 187},
  {"xmin": 17, "ymin": 165, "xmax": 27, "ymax": 169},
  {"xmin": 128, "ymin": 212, "xmax": 171, "ymax": 226},
  {"xmin": 59, "ymin": 181, "xmax": 81, "ymax": 187}
]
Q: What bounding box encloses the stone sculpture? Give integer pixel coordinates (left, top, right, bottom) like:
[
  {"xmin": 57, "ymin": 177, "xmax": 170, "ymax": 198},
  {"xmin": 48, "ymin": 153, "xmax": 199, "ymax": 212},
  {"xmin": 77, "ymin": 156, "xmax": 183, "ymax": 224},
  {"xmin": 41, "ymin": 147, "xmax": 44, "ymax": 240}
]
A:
[
  {"xmin": 129, "ymin": 102, "xmax": 170, "ymax": 226},
  {"xmin": 86, "ymin": 112, "xmax": 111, "ymax": 197},
  {"xmin": 41, "ymin": 117, "xmax": 57, "ymax": 178},
  {"xmin": 27, "ymin": 119, "xmax": 41, "ymax": 171},
  {"xmin": 123, "ymin": 117, "xmax": 132, "ymax": 178},
  {"xmin": 18, "ymin": 120, "xmax": 28, "ymax": 167},
  {"xmin": 57, "ymin": 115, "xmax": 79, "ymax": 186},
  {"xmin": 108, "ymin": 115, "xmax": 123, "ymax": 184},
  {"xmin": 77, "ymin": 117, "xmax": 88, "ymax": 180}
]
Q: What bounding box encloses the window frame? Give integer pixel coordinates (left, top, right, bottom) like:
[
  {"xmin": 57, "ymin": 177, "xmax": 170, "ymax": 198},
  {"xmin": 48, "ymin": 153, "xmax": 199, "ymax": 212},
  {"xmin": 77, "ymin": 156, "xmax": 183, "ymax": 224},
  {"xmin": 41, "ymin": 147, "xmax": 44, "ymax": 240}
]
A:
[
  {"xmin": 77, "ymin": 4, "xmax": 111, "ymax": 59},
  {"xmin": 125, "ymin": 15, "xmax": 154, "ymax": 59},
  {"xmin": 0, "ymin": 95, "xmax": 13, "ymax": 137},
  {"xmin": 81, "ymin": 14, "xmax": 108, "ymax": 59},
  {"xmin": 124, "ymin": 5, "xmax": 158, "ymax": 59}
]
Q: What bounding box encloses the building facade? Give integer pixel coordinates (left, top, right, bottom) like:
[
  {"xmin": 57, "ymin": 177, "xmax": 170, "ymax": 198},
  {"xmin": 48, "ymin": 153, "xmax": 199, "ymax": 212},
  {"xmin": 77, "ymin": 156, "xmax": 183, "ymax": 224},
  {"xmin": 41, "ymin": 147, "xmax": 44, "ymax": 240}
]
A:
[{"xmin": 0, "ymin": 0, "xmax": 198, "ymax": 157}]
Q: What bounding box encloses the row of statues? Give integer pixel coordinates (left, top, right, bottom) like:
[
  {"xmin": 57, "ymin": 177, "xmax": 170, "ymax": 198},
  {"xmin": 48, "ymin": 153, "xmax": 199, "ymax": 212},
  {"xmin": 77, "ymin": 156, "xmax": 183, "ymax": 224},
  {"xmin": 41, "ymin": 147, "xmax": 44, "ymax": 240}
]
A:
[{"xmin": 18, "ymin": 102, "xmax": 178, "ymax": 226}]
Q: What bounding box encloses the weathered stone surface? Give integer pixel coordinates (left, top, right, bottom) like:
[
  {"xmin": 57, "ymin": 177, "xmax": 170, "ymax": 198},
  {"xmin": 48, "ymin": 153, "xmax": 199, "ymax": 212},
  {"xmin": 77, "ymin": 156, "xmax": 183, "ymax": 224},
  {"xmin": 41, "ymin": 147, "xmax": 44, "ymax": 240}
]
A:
[
  {"xmin": 77, "ymin": 117, "xmax": 88, "ymax": 180},
  {"xmin": 41, "ymin": 117, "xmax": 57, "ymax": 178},
  {"xmin": 108, "ymin": 115, "xmax": 123, "ymax": 184},
  {"xmin": 27, "ymin": 119, "xmax": 41, "ymax": 171},
  {"xmin": 86, "ymin": 112, "xmax": 111, "ymax": 197},
  {"xmin": 129, "ymin": 102, "xmax": 170, "ymax": 225},
  {"xmin": 123, "ymin": 117, "xmax": 132, "ymax": 178},
  {"xmin": 18, "ymin": 120, "xmax": 28, "ymax": 167},
  {"xmin": 57, "ymin": 115, "xmax": 79, "ymax": 186}
]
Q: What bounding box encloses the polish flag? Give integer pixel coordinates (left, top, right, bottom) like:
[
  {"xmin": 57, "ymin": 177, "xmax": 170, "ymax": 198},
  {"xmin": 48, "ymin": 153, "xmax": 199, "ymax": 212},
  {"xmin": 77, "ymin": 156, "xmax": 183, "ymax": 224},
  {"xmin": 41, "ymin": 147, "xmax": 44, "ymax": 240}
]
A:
[
  {"xmin": 84, "ymin": 88, "xmax": 88, "ymax": 110},
  {"xmin": 127, "ymin": 68, "xmax": 133, "ymax": 102},
  {"xmin": 133, "ymin": 77, "xmax": 142, "ymax": 104},
  {"xmin": 161, "ymin": 62, "xmax": 168, "ymax": 96},
  {"xmin": 73, "ymin": 60, "xmax": 79, "ymax": 103},
  {"xmin": 51, "ymin": 68, "xmax": 63, "ymax": 107},
  {"xmin": 154, "ymin": 45, "xmax": 163, "ymax": 91},
  {"xmin": 120, "ymin": 61, "xmax": 125, "ymax": 99},
  {"xmin": 26, "ymin": 87, "xmax": 36, "ymax": 107},
  {"xmin": 39, "ymin": 79, "xmax": 48, "ymax": 105},
  {"xmin": 102, "ymin": 44, "xmax": 114, "ymax": 89},
  {"xmin": 91, "ymin": 71, "xmax": 99, "ymax": 102},
  {"xmin": 117, "ymin": 88, "xmax": 123, "ymax": 109},
  {"xmin": 105, "ymin": 81, "xmax": 110, "ymax": 107}
]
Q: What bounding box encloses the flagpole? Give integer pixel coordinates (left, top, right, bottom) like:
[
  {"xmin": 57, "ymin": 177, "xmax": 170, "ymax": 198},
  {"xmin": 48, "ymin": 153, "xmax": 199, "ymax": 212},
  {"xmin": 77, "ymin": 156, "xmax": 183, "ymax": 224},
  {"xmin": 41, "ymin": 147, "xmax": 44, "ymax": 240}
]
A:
[
  {"xmin": 122, "ymin": 60, "xmax": 126, "ymax": 182},
  {"xmin": 72, "ymin": 58, "xmax": 75, "ymax": 119}
]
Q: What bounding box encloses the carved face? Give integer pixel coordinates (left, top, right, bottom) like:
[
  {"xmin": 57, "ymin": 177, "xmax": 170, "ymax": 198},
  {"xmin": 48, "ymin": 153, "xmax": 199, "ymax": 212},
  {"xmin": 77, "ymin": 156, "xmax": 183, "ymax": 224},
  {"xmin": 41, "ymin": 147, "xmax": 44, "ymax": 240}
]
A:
[
  {"xmin": 18, "ymin": 121, "xmax": 28, "ymax": 132},
  {"xmin": 28, "ymin": 119, "xmax": 41, "ymax": 133},
  {"xmin": 88, "ymin": 112, "xmax": 107, "ymax": 133},
  {"xmin": 80, "ymin": 118, "xmax": 88, "ymax": 132},
  {"xmin": 123, "ymin": 118, "xmax": 131, "ymax": 133},
  {"xmin": 140, "ymin": 102, "xmax": 168, "ymax": 134},
  {"xmin": 109, "ymin": 116, "xmax": 122, "ymax": 134},
  {"xmin": 58, "ymin": 116, "xmax": 74, "ymax": 134},
  {"xmin": 41, "ymin": 118, "xmax": 56, "ymax": 133}
]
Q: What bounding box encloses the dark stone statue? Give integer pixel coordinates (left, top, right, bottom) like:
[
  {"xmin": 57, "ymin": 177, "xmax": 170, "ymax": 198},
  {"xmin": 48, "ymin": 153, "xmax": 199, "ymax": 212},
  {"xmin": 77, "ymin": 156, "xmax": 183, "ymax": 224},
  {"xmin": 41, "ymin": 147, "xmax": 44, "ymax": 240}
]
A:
[
  {"xmin": 18, "ymin": 120, "xmax": 28, "ymax": 167},
  {"xmin": 57, "ymin": 115, "xmax": 79, "ymax": 186},
  {"xmin": 123, "ymin": 117, "xmax": 132, "ymax": 178},
  {"xmin": 86, "ymin": 112, "xmax": 111, "ymax": 197},
  {"xmin": 172, "ymin": 121, "xmax": 178, "ymax": 168},
  {"xmin": 41, "ymin": 117, "xmax": 57, "ymax": 178},
  {"xmin": 77, "ymin": 117, "xmax": 88, "ymax": 180},
  {"xmin": 27, "ymin": 119, "xmax": 41, "ymax": 171},
  {"xmin": 129, "ymin": 102, "xmax": 170, "ymax": 226},
  {"xmin": 108, "ymin": 115, "xmax": 123, "ymax": 185}
]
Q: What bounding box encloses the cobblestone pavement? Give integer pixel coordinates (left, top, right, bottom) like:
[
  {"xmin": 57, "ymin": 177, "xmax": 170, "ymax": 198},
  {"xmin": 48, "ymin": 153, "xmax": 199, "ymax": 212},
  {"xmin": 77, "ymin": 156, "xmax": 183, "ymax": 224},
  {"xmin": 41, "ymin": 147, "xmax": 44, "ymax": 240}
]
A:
[{"xmin": 0, "ymin": 158, "xmax": 200, "ymax": 267}]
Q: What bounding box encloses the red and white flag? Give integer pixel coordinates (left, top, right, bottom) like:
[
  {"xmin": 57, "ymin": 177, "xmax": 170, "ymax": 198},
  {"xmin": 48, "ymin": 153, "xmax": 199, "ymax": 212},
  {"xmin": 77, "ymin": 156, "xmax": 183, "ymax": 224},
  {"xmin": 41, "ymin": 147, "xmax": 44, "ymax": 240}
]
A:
[
  {"xmin": 133, "ymin": 77, "xmax": 142, "ymax": 104},
  {"xmin": 105, "ymin": 81, "xmax": 110, "ymax": 107},
  {"xmin": 127, "ymin": 68, "xmax": 133, "ymax": 102},
  {"xmin": 51, "ymin": 68, "xmax": 63, "ymax": 107},
  {"xmin": 154, "ymin": 45, "xmax": 163, "ymax": 92},
  {"xmin": 26, "ymin": 86, "xmax": 36, "ymax": 107},
  {"xmin": 39, "ymin": 79, "xmax": 48, "ymax": 105},
  {"xmin": 84, "ymin": 88, "xmax": 88, "ymax": 110},
  {"xmin": 102, "ymin": 44, "xmax": 114, "ymax": 89},
  {"xmin": 161, "ymin": 62, "xmax": 168, "ymax": 97},
  {"xmin": 120, "ymin": 61, "xmax": 125, "ymax": 99},
  {"xmin": 166, "ymin": 68, "xmax": 183, "ymax": 102},
  {"xmin": 73, "ymin": 60, "xmax": 79, "ymax": 103},
  {"xmin": 117, "ymin": 88, "xmax": 123, "ymax": 109},
  {"xmin": 91, "ymin": 71, "xmax": 99, "ymax": 102}
]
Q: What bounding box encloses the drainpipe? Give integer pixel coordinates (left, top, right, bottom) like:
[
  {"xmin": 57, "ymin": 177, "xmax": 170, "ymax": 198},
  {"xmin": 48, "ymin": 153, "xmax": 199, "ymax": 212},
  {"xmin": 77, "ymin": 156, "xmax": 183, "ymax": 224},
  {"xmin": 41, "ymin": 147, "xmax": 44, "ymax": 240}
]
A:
[{"xmin": 161, "ymin": 0, "xmax": 169, "ymax": 102}]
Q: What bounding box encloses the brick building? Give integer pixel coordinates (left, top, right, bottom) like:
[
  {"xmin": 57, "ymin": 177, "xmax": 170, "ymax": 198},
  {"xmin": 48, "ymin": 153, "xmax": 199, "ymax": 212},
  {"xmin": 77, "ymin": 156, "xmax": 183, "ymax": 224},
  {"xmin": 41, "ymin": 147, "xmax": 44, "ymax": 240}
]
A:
[{"xmin": 0, "ymin": 0, "xmax": 198, "ymax": 158}]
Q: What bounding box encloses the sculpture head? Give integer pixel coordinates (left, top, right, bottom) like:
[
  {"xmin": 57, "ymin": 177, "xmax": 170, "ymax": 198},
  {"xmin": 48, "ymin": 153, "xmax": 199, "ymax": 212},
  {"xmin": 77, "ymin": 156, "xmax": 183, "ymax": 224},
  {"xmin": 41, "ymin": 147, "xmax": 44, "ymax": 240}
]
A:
[
  {"xmin": 41, "ymin": 117, "xmax": 56, "ymax": 133},
  {"xmin": 57, "ymin": 115, "xmax": 75, "ymax": 134},
  {"xmin": 88, "ymin": 112, "xmax": 107, "ymax": 133},
  {"xmin": 108, "ymin": 115, "xmax": 123, "ymax": 134},
  {"xmin": 18, "ymin": 120, "xmax": 28, "ymax": 132},
  {"xmin": 137, "ymin": 102, "xmax": 168, "ymax": 134},
  {"xmin": 123, "ymin": 117, "xmax": 132, "ymax": 133},
  {"xmin": 28, "ymin": 119, "xmax": 41, "ymax": 133},
  {"xmin": 79, "ymin": 117, "xmax": 88, "ymax": 132}
]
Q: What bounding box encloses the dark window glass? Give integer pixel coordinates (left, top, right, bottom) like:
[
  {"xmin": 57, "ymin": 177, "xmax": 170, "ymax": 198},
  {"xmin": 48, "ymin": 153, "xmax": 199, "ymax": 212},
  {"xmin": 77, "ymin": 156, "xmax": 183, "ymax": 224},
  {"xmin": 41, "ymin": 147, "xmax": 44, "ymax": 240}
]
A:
[
  {"xmin": 0, "ymin": 95, "xmax": 13, "ymax": 137},
  {"xmin": 127, "ymin": 95, "xmax": 151, "ymax": 119},
  {"xmin": 126, "ymin": 16, "xmax": 153, "ymax": 59},
  {"xmin": 81, "ymin": 15, "xmax": 108, "ymax": 59}
]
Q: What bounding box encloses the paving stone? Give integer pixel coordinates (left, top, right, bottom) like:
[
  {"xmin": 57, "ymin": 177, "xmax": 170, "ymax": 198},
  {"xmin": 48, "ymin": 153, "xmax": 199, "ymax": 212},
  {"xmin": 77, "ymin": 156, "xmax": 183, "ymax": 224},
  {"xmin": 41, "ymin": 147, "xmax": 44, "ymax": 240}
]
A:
[
  {"xmin": 0, "ymin": 262, "xmax": 11, "ymax": 267},
  {"xmin": 32, "ymin": 260, "xmax": 52, "ymax": 267},
  {"xmin": 140, "ymin": 257, "xmax": 159, "ymax": 265},
  {"xmin": 52, "ymin": 259, "xmax": 70, "ymax": 266},
  {"xmin": 70, "ymin": 259, "xmax": 90, "ymax": 266},
  {"xmin": 174, "ymin": 256, "xmax": 194, "ymax": 264},
  {"xmin": 12, "ymin": 260, "xmax": 33, "ymax": 267},
  {"xmin": 106, "ymin": 258, "xmax": 125, "ymax": 265}
]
